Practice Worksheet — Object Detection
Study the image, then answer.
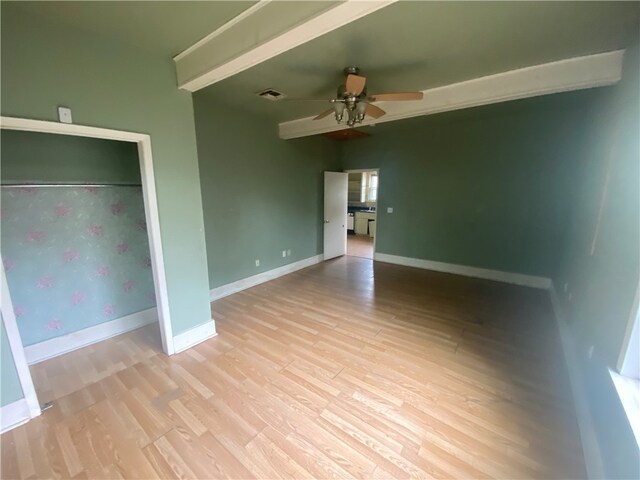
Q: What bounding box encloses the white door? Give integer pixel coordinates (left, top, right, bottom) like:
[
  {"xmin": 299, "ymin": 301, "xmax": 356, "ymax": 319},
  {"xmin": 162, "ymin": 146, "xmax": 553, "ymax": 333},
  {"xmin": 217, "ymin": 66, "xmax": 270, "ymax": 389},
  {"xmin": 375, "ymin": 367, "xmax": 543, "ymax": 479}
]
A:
[{"xmin": 324, "ymin": 171, "xmax": 348, "ymax": 260}]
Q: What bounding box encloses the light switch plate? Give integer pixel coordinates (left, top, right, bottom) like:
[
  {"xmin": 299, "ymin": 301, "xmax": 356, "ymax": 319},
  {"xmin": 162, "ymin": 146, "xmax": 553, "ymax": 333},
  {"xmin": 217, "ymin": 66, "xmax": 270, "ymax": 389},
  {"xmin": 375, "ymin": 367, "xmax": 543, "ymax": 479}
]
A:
[
  {"xmin": 387, "ymin": 207, "xmax": 393, "ymax": 213},
  {"xmin": 58, "ymin": 106, "xmax": 73, "ymax": 124}
]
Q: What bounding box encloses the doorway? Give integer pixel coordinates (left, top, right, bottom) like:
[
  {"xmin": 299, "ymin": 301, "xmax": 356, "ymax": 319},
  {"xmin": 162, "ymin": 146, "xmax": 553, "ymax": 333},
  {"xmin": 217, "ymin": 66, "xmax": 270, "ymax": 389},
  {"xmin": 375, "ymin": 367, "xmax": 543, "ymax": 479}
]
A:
[
  {"xmin": 346, "ymin": 169, "xmax": 378, "ymax": 260},
  {"xmin": 0, "ymin": 117, "xmax": 173, "ymax": 429}
]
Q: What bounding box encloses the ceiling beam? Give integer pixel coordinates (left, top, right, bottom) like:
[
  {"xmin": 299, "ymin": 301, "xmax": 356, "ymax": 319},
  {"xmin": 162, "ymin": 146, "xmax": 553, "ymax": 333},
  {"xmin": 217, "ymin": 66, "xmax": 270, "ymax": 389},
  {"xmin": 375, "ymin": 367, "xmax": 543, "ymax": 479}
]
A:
[
  {"xmin": 176, "ymin": 0, "xmax": 396, "ymax": 92},
  {"xmin": 278, "ymin": 50, "xmax": 625, "ymax": 140},
  {"xmin": 173, "ymin": 1, "xmax": 271, "ymax": 63}
]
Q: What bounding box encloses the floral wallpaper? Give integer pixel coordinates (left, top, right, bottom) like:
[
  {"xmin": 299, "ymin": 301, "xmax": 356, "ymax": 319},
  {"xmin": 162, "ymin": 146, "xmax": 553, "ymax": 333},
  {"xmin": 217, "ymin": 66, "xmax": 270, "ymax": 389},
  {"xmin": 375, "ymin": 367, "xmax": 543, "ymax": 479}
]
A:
[{"xmin": 1, "ymin": 186, "xmax": 156, "ymax": 346}]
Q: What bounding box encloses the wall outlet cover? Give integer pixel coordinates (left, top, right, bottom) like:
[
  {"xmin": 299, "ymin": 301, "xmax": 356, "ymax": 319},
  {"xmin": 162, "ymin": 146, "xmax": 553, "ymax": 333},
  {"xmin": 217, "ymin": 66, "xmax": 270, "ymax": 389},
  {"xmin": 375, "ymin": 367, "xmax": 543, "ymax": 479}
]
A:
[
  {"xmin": 287, "ymin": 249, "xmax": 291, "ymax": 256},
  {"xmin": 387, "ymin": 207, "xmax": 393, "ymax": 213},
  {"xmin": 255, "ymin": 259, "xmax": 260, "ymax": 267},
  {"xmin": 57, "ymin": 106, "xmax": 73, "ymax": 124}
]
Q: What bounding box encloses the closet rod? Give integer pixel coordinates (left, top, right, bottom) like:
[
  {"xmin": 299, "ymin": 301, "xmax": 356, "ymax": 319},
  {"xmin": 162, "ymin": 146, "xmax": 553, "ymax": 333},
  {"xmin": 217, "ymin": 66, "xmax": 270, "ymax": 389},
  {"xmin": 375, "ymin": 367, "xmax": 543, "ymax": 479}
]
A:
[{"xmin": 1, "ymin": 183, "xmax": 142, "ymax": 188}]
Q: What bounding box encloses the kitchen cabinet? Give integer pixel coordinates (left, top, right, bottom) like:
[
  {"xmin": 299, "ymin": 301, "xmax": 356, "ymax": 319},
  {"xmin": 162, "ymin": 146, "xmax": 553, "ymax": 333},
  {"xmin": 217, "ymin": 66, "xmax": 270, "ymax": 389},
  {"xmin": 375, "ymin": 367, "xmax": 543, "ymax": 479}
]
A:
[{"xmin": 354, "ymin": 211, "xmax": 376, "ymax": 236}]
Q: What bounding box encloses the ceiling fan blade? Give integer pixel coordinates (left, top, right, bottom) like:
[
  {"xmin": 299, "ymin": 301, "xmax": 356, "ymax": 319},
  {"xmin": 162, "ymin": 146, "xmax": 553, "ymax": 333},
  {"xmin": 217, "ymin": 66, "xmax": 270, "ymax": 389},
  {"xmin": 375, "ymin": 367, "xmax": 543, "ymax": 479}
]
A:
[
  {"xmin": 313, "ymin": 108, "xmax": 334, "ymax": 120},
  {"xmin": 366, "ymin": 104, "xmax": 386, "ymax": 119},
  {"xmin": 345, "ymin": 74, "xmax": 366, "ymax": 95},
  {"xmin": 370, "ymin": 92, "xmax": 424, "ymax": 102}
]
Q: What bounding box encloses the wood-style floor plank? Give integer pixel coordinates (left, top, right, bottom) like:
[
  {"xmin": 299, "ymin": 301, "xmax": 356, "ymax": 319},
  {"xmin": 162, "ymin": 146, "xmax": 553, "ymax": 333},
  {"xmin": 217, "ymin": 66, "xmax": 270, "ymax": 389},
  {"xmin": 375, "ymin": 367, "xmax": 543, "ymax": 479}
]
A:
[
  {"xmin": 347, "ymin": 234, "xmax": 374, "ymax": 259},
  {"xmin": 1, "ymin": 256, "xmax": 585, "ymax": 479}
]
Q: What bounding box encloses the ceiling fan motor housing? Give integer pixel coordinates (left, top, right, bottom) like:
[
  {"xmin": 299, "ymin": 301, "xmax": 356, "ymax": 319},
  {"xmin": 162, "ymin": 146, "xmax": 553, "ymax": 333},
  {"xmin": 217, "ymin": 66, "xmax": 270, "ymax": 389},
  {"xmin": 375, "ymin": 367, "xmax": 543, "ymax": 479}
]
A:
[{"xmin": 337, "ymin": 84, "xmax": 367, "ymax": 101}]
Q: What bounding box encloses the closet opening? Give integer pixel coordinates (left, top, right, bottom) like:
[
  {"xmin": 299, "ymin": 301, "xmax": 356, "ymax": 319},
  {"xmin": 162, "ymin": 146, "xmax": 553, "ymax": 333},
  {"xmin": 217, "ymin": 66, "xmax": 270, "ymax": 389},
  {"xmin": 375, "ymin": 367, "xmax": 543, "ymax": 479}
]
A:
[{"xmin": 0, "ymin": 118, "xmax": 173, "ymax": 417}]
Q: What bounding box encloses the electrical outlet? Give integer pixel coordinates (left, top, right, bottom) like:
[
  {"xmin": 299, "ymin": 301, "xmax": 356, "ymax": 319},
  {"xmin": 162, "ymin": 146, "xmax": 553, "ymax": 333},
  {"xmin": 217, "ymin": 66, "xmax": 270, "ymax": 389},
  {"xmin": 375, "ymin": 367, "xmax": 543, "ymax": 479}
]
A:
[
  {"xmin": 282, "ymin": 250, "xmax": 286, "ymax": 258},
  {"xmin": 255, "ymin": 259, "xmax": 260, "ymax": 267},
  {"xmin": 287, "ymin": 249, "xmax": 291, "ymax": 256},
  {"xmin": 387, "ymin": 207, "xmax": 393, "ymax": 213}
]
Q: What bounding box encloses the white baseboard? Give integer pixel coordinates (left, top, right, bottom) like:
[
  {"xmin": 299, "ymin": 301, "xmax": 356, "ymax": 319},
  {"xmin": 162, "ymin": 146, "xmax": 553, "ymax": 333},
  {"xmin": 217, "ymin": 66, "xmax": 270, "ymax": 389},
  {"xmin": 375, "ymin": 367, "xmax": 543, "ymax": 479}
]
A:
[
  {"xmin": 374, "ymin": 253, "xmax": 551, "ymax": 289},
  {"xmin": 210, "ymin": 254, "xmax": 324, "ymax": 301},
  {"xmin": 1, "ymin": 398, "xmax": 31, "ymax": 434},
  {"xmin": 173, "ymin": 320, "xmax": 217, "ymax": 354},
  {"xmin": 549, "ymin": 282, "xmax": 604, "ymax": 479},
  {"xmin": 24, "ymin": 308, "xmax": 158, "ymax": 365}
]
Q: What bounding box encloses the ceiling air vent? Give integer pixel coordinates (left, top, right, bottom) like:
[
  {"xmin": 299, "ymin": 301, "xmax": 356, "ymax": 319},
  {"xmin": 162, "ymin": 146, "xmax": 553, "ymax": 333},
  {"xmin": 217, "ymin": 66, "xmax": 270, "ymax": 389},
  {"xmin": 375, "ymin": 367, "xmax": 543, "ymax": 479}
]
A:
[{"xmin": 256, "ymin": 88, "xmax": 286, "ymax": 101}]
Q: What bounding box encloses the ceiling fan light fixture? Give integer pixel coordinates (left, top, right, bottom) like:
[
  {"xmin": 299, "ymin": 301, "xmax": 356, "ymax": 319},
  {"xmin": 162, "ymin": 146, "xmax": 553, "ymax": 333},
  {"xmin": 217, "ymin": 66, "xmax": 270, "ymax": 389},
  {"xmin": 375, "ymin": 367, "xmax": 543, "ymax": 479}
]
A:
[
  {"xmin": 355, "ymin": 101, "xmax": 367, "ymax": 122},
  {"xmin": 332, "ymin": 100, "xmax": 346, "ymax": 122}
]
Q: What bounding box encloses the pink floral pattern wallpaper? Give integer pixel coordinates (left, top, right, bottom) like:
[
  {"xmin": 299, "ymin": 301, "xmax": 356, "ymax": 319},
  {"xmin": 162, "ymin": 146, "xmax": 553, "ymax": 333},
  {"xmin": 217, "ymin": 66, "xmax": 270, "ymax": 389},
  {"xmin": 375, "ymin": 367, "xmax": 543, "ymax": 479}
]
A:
[{"xmin": 1, "ymin": 186, "xmax": 156, "ymax": 346}]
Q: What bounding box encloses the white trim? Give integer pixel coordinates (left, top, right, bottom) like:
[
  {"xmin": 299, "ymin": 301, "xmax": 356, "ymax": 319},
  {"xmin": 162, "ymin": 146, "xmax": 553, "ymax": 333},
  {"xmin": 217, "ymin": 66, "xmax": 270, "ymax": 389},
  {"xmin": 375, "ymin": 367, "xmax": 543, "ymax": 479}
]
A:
[
  {"xmin": 1, "ymin": 264, "xmax": 41, "ymax": 419},
  {"xmin": 609, "ymin": 369, "xmax": 640, "ymax": 449},
  {"xmin": 0, "ymin": 117, "xmax": 144, "ymax": 142},
  {"xmin": 0, "ymin": 116, "xmax": 175, "ymax": 355},
  {"xmin": 344, "ymin": 168, "xmax": 380, "ymax": 174},
  {"xmin": 210, "ymin": 255, "xmax": 324, "ymax": 301},
  {"xmin": 279, "ymin": 50, "xmax": 625, "ymax": 139},
  {"xmin": 0, "ymin": 398, "xmax": 31, "ymax": 434},
  {"xmin": 173, "ymin": 321, "xmax": 217, "ymax": 354},
  {"xmin": 617, "ymin": 280, "xmax": 640, "ymax": 376},
  {"xmin": 24, "ymin": 308, "xmax": 157, "ymax": 365},
  {"xmin": 549, "ymin": 283, "xmax": 605, "ymax": 479},
  {"xmin": 374, "ymin": 253, "xmax": 551, "ymax": 289},
  {"xmin": 136, "ymin": 137, "xmax": 174, "ymax": 355},
  {"xmin": 173, "ymin": 1, "xmax": 272, "ymax": 61},
  {"xmin": 178, "ymin": 0, "xmax": 396, "ymax": 91}
]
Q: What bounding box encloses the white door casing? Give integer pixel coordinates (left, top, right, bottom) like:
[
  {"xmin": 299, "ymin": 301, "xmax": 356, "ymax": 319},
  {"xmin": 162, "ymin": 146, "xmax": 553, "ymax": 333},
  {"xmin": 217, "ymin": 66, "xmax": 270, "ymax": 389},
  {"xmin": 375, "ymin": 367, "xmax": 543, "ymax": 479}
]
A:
[{"xmin": 323, "ymin": 172, "xmax": 348, "ymax": 260}]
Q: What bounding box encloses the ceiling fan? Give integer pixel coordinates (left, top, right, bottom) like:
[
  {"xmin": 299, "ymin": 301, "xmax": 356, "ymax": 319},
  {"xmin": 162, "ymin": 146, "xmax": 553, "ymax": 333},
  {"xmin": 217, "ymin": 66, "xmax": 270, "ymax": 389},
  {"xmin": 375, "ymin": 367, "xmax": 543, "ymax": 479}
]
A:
[{"xmin": 312, "ymin": 66, "xmax": 423, "ymax": 127}]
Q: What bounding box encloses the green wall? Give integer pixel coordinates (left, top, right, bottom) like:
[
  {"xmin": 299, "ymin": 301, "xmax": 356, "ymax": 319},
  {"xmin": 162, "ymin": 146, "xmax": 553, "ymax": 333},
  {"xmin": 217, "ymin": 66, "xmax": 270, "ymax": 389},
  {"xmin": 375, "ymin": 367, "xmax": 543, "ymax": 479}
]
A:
[
  {"xmin": 340, "ymin": 91, "xmax": 596, "ymax": 278},
  {"xmin": 555, "ymin": 44, "xmax": 639, "ymax": 374},
  {"xmin": 1, "ymin": 4, "xmax": 211, "ymax": 335},
  {"xmin": 1, "ymin": 316, "xmax": 24, "ymax": 407},
  {"xmin": 193, "ymin": 94, "xmax": 339, "ymax": 288},
  {"xmin": 1, "ymin": 130, "xmax": 140, "ymax": 184},
  {"xmin": 554, "ymin": 44, "xmax": 639, "ymax": 479}
]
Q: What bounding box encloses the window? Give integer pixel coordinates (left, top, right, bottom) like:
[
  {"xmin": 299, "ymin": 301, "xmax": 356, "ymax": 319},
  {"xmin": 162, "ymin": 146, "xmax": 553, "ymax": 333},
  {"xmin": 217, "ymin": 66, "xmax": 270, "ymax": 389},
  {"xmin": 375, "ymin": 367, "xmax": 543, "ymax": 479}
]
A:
[
  {"xmin": 360, "ymin": 172, "xmax": 378, "ymax": 203},
  {"xmin": 369, "ymin": 174, "xmax": 378, "ymax": 202}
]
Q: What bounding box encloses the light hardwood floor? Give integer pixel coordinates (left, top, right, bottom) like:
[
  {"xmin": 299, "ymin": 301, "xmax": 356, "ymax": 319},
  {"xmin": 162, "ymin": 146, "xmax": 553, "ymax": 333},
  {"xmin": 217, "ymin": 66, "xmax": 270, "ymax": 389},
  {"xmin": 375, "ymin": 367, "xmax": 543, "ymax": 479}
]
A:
[
  {"xmin": 30, "ymin": 325, "xmax": 162, "ymax": 405},
  {"xmin": 1, "ymin": 256, "xmax": 585, "ymax": 479},
  {"xmin": 347, "ymin": 234, "xmax": 374, "ymax": 259}
]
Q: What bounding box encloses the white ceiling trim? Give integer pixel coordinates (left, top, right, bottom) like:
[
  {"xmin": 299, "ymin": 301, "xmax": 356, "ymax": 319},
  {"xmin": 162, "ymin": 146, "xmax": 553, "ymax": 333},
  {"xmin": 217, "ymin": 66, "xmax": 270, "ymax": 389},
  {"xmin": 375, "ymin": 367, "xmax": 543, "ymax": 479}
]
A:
[
  {"xmin": 278, "ymin": 50, "xmax": 625, "ymax": 140},
  {"xmin": 177, "ymin": 0, "xmax": 396, "ymax": 92},
  {"xmin": 173, "ymin": 1, "xmax": 271, "ymax": 62}
]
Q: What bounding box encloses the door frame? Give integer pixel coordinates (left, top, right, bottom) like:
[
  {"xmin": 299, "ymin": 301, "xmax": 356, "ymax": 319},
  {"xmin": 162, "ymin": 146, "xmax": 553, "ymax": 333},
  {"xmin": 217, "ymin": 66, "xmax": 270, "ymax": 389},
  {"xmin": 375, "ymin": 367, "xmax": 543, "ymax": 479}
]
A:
[
  {"xmin": 0, "ymin": 116, "xmax": 175, "ymax": 420},
  {"xmin": 344, "ymin": 168, "xmax": 380, "ymax": 257}
]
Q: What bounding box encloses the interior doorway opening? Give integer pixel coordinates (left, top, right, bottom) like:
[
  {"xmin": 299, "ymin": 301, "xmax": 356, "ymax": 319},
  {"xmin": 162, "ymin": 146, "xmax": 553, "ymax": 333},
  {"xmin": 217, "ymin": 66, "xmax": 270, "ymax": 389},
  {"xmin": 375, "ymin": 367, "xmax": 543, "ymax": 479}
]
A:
[
  {"xmin": 0, "ymin": 117, "xmax": 174, "ymax": 430},
  {"xmin": 346, "ymin": 169, "xmax": 378, "ymax": 260},
  {"xmin": 1, "ymin": 130, "xmax": 164, "ymax": 406}
]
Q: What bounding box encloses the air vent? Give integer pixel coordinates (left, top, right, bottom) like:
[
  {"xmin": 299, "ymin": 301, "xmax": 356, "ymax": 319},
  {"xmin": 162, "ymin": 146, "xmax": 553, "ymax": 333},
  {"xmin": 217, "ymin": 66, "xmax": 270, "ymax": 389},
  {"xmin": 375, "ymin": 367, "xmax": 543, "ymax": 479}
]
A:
[{"xmin": 256, "ymin": 88, "xmax": 286, "ymax": 101}]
